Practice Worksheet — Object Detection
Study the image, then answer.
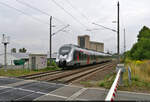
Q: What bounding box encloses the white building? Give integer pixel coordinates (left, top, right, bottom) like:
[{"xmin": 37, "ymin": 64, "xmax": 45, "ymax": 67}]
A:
[
  {"xmin": 0, "ymin": 53, "xmax": 29, "ymax": 65},
  {"xmin": 29, "ymin": 54, "xmax": 47, "ymax": 69}
]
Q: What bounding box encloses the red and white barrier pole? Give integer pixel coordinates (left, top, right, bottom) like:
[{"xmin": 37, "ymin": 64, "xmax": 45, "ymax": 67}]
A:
[{"xmin": 105, "ymin": 69, "xmax": 121, "ymax": 101}]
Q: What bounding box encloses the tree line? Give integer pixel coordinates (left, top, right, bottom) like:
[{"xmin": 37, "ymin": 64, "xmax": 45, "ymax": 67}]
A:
[
  {"xmin": 11, "ymin": 48, "xmax": 27, "ymax": 53},
  {"xmin": 125, "ymin": 26, "xmax": 150, "ymax": 60}
]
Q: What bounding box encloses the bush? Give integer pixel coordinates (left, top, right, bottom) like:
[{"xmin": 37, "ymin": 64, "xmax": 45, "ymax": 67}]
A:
[
  {"xmin": 129, "ymin": 26, "xmax": 150, "ymax": 60},
  {"xmin": 99, "ymin": 81, "xmax": 105, "ymax": 87}
]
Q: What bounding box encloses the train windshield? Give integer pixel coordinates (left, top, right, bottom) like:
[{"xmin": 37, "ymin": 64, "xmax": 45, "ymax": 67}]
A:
[{"xmin": 59, "ymin": 46, "xmax": 71, "ymax": 55}]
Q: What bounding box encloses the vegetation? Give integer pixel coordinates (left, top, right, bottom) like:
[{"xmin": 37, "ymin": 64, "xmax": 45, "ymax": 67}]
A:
[
  {"xmin": 99, "ymin": 72, "xmax": 116, "ymax": 89},
  {"xmin": 11, "ymin": 48, "xmax": 16, "ymax": 53},
  {"xmin": 0, "ymin": 59, "xmax": 61, "ymax": 77},
  {"xmin": 47, "ymin": 59, "xmax": 58, "ymax": 68},
  {"xmin": 125, "ymin": 26, "xmax": 150, "ymax": 60},
  {"xmin": 19, "ymin": 48, "xmax": 27, "ymax": 53},
  {"xmin": 0, "ymin": 64, "xmax": 61, "ymax": 77},
  {"xmin": 80, "ymin": 81, "xmax": 94, "ymax": 87},
  {"xmin": 99, "ymin": 59, "xmax": 150, "ymax": 92}
]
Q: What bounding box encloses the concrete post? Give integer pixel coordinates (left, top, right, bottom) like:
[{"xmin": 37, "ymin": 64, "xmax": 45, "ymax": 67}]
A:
[
  {"xmin": 116, "ymin": 64, "xmax": 125, "ymax": 85},
  {"xmin": 4, "ymin": 43, "xmax": 7, "ymax": 72}
]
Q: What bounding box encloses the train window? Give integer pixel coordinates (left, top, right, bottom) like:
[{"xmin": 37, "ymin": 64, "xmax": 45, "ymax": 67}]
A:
[
  {"xmin": 59, "ymin": 46, "xmax": 71, "ymax": 56},
  {"xmin": 84, "ymin": 54, "xmax": 86, "ymax": 60},
  {"xmin": 73, "ymin": 51, "xmax": 77, "ymax": 60},
  {"xmin": 80, "ymin": 52, "xmax": 83, "ymax": 60},
  {"xmin": 79, "ymin": 52, "xmax": 81, "ymax": 60}
]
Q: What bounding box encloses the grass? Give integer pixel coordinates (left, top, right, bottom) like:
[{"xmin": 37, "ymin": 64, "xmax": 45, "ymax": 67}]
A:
[
  {"xmin": 80, "ymin": 81, "xmax": 94, "ymax": 87},
  {"xmin": 0, "ymin": 66, "xmax": 61, "ymax": 77},
  {"xmin": 98, "ymin": 59, "xmax": 150, "ymax": 93},
  {"xmin": 124, "ymin": 59, "xmax": 150, "ymax": 82},
  {"xmin": 99, "ymin": 72, "xmax": 116, "ymax": 89}
]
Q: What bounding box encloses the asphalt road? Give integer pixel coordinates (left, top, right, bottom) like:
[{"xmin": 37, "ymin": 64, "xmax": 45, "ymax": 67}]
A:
[{"xmin": 0, "ymin": 76, "xmax": 150, "ymax": 101}]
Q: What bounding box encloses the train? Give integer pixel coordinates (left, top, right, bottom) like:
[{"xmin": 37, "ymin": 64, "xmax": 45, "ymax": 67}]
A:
[{"xmin": 56, "ymin": 44, "xmax": 112, "ymax": 69}]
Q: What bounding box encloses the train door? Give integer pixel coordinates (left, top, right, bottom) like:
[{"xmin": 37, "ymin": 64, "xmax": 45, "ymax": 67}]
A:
[
  {"xmin": 77, "ymin": 51, "xmax": 79, "ymax": 62},
  {"xmin": 87, "ymin": 55, "xmax": 90, "ymax": 64},
  {"xmin": 73, "ymin": 51, "xmax": 79, "ymax": 63}
]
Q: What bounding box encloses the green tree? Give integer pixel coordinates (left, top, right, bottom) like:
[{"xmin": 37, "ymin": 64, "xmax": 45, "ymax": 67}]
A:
[
  {"xmin": 11, "ymin": 48, "xmax": 16, "ymax": 53},
  {"xmin": 19, "ymin": 48, "xmax": 27, "ymax": 53},
  {"xmin": 138, "ymin": 26, "xmax": 150, "ymax": 41},
  {"xmin": 129, "ymin": 26, "xmax": 150, "ymax": 60}
]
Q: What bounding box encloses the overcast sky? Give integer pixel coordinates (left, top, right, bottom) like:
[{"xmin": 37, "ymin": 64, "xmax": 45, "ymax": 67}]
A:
[{"xmin": 0, "ymin": 0, "xmax": 150, "ymax": 54}]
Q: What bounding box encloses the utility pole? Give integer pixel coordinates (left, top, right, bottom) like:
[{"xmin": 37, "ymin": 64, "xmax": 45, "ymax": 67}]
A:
[
  {"xmin": 124, "ymin": 28, "xmax": 126, "ymax": 53},
  {"xmin": 117, "ymin": 1, "xmax": 120, "ymax": 64},
  {"xmin": 50, "ymin": 16, "xmax": 52, "ymax": 64},
  {"xmin": 2, "ymin": 34, "xmax": 9, "ymax": 72}
]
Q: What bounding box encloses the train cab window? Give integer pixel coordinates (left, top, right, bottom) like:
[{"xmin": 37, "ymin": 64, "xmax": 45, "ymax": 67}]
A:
[{"xmin": 59, "ymin": 46, "xmax": 71, "ymax": 56}]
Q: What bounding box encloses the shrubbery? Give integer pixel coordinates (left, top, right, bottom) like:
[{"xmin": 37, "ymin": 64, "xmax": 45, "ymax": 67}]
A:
[{"xmin": 125, "ymin": 26, "xmax": 150, "ymax": 60}]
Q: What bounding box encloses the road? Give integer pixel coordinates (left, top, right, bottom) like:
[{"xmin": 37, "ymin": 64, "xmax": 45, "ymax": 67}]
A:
[{"xmin": 0, "ymin": 76, "xmax": 149, "ymax": 101}]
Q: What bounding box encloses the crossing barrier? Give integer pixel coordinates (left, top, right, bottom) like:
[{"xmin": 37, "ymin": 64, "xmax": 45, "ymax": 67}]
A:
[{"xmin": 105, "ymin": 69, "xmax": 121, "ymax": 101}]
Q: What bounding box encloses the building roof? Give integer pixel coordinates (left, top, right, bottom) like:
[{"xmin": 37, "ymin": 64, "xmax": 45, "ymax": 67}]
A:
[
  {"xmin": 90, "ymin": 41, "xmax": 104, "ymax": 45},
  {"xmin": 78, "ymin": 35, "xmax": 90, "ymax": 37}
]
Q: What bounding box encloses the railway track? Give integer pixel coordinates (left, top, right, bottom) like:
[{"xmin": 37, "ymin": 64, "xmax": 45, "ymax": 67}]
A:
[
  {"xmin": 18, "ymin": 61, "xmax": 115, "ymax": 84},
  {"xmin": 17, "ymin": 70, "xmax": 62, "ymax": 79},
  {"xmin": 51, "ymin": 62, "xmax": 115, "ymax": 84}
]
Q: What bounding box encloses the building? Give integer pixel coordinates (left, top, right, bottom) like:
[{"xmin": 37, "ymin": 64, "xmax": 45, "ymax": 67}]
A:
[
  {"xmin": 29, "ymin": 54, "xmax": 47, "ymax": 70},
  {"xmin": 0, "ymin": 53, "xmax": 29, "ymax": 65},
  {"xmin": 78, "ymin": 35, "xmax": 104, "ymax": 52}
]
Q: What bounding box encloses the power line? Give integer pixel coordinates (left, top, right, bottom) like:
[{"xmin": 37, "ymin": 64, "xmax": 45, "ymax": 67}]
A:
[
  {"xmin": 16, "ymin": 0, "xmax": 84, "ymax": 35},
  {"xmin": 0, "ymin": 1, "xmax": 49, "ymax": 25},
  {"xmin": 16, "ymin": 0, "xmax": 66, "ymax": 25},
  {"xmin": 52, "ymin": 24, "xmax": 70, "ymax": 36},
  {"xmin": 92, "ymin": 22, "xmax": 117, "ymax": 32},
  {"xmin": 65, "ymin": 0, "xmax": 89, "ymax": 22},
  {"xmin": 51, "ymin": 0, "xmax": 88, "ymax": 29}
]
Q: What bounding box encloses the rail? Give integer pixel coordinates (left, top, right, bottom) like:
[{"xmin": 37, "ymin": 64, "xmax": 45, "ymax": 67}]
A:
[{"xmin": 105, "ymin": 68, "xmax": 121, "ymax": 101}]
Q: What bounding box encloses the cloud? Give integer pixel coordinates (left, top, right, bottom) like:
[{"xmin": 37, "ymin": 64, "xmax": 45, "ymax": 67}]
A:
[{"xmin": 0, "ymin": 0, "xmax": 150, "ymax": 54}]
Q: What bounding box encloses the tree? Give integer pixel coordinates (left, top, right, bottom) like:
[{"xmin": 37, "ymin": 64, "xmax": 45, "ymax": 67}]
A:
[
  {"xmin": 11, "ymin": 48, "xmax": 16, "ymax": 53},
  {"xmin": 129, "ymin": 26, "xmax": 150, "ymax": 60},
  {"xmin": 19, "ymin": 48, "xmax": 27, "ymax": 53},
  {"xmin": 137, "ymin": 26, "xmax": 150, "ymax": 41}
]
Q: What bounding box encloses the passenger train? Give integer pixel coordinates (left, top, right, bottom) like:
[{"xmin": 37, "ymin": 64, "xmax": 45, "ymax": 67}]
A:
[{"xmin": 56, "ymin": 44, "xmax": 112, "ymax": 68}]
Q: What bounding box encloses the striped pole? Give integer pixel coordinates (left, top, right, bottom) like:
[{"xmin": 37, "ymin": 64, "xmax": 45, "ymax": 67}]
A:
[{"xmin": 105, "ymin": 69, "xmax": 121, "ymax": 101}]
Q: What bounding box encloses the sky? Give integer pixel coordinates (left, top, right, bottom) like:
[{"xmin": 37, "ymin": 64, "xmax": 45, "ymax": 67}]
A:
[{"xmin": 0, "ymin": 0, "xmax": 150, "ymax": 54}]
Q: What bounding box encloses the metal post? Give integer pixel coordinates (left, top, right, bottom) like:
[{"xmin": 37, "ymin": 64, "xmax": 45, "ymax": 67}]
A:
[
  {"xmin": 4, "ymin": 43, "xmax": 7, "ymax": 72},
  {"xmin": 50, "ymin": 16, "xmax": 52, "ymax": 64},
  {"xmin": 117, "ymin": 2, "xmax": 120, "ymax": 64},
  {"xmin": 124, "ymin": 28, "xmax": 126, "ymax": 53},
  {"xmin": 116, "ymin": 64, "xmax": 125, "ymax": 85},
  {"xmin": 2, "ymin": 34, "xmax": 9, "ymax": 72}
]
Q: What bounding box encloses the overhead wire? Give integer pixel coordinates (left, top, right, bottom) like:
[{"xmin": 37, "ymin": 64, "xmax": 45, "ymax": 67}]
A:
[
  {"xmin": 15, "ymin": 0, "xmax": 66, "ymax": 26},
  {"xmin": 15, "ymin": 0, "xmax": 81, "ymax": 35},
  {"xmin": 51, "ymin": 0, "xmax": 89, "ymax": 29},
  {"xmin": 65, "ymin": 0, "xmax": 90, "ymax": 22},
  {"xmin": 0, "ymin": 1, "xmax": 49, "ymax": 25}
]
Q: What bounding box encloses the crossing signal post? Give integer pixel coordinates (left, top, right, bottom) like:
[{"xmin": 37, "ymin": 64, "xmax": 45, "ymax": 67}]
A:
[
  {"xmin": 92, "ymin": 2, "xmax": 120, "ymax": 64},
  {"xmin": 117, "ymin": 1, "xmax": 120, "ymax": 64},
  {"xmin": 1, "ymin": 34, "xmax": 10, "ymax": 72},
  {"xmin": 49, "ymin": 16, "xmax": 52, "ymax": 65}
]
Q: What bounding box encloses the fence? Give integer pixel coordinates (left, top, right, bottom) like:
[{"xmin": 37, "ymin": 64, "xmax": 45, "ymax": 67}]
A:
[{"xmin": 2, "ymin": 64, "xmax": 43, "ymax": 70}]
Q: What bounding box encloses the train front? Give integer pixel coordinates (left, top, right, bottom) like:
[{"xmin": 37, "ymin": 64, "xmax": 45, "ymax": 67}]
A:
[{"xmin": 56, "ymin": 45, "xmax": 72, "ymax": 68}]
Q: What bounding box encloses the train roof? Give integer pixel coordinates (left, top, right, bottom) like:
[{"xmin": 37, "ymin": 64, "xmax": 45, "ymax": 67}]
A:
[{"xmin": 61, "ymin": 44, "xmax": 112, "ymax": 56}]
